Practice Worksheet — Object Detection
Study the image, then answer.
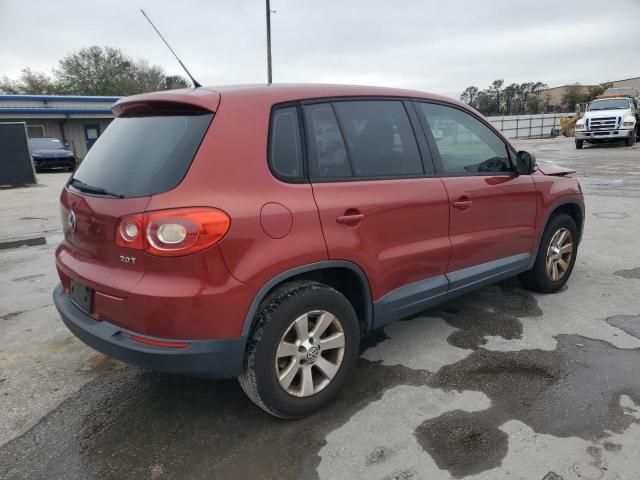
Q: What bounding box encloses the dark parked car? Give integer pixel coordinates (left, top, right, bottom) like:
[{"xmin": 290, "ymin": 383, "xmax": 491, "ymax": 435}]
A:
[
  {"xmin": 28, "ymin": 137, "xmax": 76, "ymax": 171},
  {"xmin": 53, "ymin": 84, "xmax": 584, "ymax": 418}
]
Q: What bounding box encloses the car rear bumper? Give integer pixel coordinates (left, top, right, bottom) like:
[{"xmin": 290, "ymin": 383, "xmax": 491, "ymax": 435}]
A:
[
  {"xmin": 53, "ymin": 283, "xmax": 246, "ymax": 378},
  {"xmin": 575, "ymin": 129, "xmax": 634, "ymax": 140}
]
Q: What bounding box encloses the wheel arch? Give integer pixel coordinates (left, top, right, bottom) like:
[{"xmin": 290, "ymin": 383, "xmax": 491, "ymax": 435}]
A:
[
  {"xmin": 532, "ymin": 198, "xmax": 584, "ymax": 266},
  {"xmin": 241, "ymin": 261, "xmax": 373, "ymax": 337}
]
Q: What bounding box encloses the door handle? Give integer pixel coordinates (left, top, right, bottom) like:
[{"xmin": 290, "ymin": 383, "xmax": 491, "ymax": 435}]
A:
[
  {"xmin": 452, "ymin": 197, "xmax": 472, "ymax": 210},
  {"xmin": 336, "ymin": 210, "xmax": 364, "ymax": 225}
]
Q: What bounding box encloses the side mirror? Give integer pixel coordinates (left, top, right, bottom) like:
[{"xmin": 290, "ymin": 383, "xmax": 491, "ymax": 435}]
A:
[{"xmin": 516, "ymin": 150, "xmax": 537, "ymax": 175}]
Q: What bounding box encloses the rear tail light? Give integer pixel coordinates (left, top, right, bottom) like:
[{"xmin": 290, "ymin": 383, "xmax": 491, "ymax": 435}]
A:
[{"xmin": 115, "ymin": 208, "xmax": 230, "ymax": 256}]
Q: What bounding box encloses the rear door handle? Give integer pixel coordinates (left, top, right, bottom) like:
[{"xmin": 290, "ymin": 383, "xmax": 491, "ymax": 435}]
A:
[
  {"xmin": 452, "ymin": 197, "xmax": 472, "ymax": 210},
  {"xmin": 336, "ymin": 210, "xmax": 364, "ymax": 225}
]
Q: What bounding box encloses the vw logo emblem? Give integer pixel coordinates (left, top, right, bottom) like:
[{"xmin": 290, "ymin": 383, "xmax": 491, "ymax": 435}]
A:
[
  {"xmin": 306, "ymin": 346, "xmax": 319, "ymax": 363},
  {"xmin": 67, "ymin": 210, "xmax": 77, "ymax": 233}
]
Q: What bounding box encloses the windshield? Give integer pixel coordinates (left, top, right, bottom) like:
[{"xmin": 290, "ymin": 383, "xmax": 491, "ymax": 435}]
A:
[
  {"xmin": 28, "ymin": 138, "xmax": 65, "ymax": 150},
  {"xmin": 71, "ymin": 113, "xmax": 213, "ymax": 198},
  {"xmin": 588, "ymin": 99, "xmax": 630, "ymax": 111}
]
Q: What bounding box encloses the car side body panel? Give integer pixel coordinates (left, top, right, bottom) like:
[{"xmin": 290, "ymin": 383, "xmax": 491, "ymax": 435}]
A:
[
  {"xmin": 311, "ymin": 178, "xmax": 451, "ymax": 301},
  {"xmin": 441, "ymin": 174, "xmax": 537, "ymax": 273}
]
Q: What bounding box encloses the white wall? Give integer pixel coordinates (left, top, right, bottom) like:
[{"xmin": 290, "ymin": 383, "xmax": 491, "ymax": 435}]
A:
[{"xmin": 487, "ymin": 113, "xmax": 574, "ymax": 139}]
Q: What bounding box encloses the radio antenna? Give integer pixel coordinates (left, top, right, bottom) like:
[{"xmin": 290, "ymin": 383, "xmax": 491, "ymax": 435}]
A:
[{"xmin": 140, "ymin": 9, "xmax": 201, "ymax": 88}]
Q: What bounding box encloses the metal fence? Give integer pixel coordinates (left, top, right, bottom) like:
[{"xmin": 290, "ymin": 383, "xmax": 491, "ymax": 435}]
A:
[{"xmin": 487, "ymin": 113, "xmax": 575, "ymax": 139}]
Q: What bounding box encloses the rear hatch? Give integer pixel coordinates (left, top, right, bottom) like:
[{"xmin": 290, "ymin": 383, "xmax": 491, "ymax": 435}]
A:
[{"xmin": 58, "ymin": 97, "xmax": 215, "ymax": 297}]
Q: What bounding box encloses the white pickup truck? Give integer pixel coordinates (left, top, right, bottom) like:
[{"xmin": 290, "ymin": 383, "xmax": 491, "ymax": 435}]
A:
[{"xmin": 575, "ymin": 88, "xmax": 639, "ymax": 149}]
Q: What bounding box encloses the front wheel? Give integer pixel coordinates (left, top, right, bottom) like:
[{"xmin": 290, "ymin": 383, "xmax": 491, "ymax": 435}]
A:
[
  {"xmin": 625, "ymin": 135, "xmax": 635, "ymax": 147},
  {"xmin": 238, "ymin": 281, "xmax": 360, "ymax": 418},
  {"xmin": 575, "ymin": 139, "xmax": 584, "ymax": 149},
  {"xmin": 520, "ymin": 213, "xmax": 578, "ymax": 293}
]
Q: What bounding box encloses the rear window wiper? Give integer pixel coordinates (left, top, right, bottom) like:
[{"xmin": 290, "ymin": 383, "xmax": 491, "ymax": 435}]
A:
[{"xmin": 69, "ymin": 178, "xmax": 124, "ymax": 198}]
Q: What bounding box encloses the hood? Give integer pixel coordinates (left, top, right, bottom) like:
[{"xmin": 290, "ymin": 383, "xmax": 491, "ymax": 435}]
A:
[
  {"xmin": 536, "ymin": 160, "xmax": 575, "ymax": 176},
  {"xmin": 583, "ymin": 108, "xmax": 631, "ymax": 119},
  {"xmin": 31, "ymin": 149, "xmax": 74, "ymax": 157}
]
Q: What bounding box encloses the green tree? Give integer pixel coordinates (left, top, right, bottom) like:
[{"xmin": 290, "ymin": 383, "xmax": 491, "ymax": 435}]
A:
[
  {"xmin": 0, "ymin": 68, "xmax": 60, "ymax": 94},
  {"xmin": 586, "ymin": 82, "xmax": 614, "ymax": 102},
  {"xmin": 459, "ymin": 79, "xmax": 548, "ymax": 115},
  {"xmin": 164, "ymin": 74, "xmax": 190, "ymax": 90},
  {"xmin": 488, "ymin": 79, "xmax": 505, "ymax": 115},
  {"xmin": 562, "ymin": 84, "xmax": 586, "ymax": 112},
  {"xmin": 460, "ymin": 86, "xmax": 480, "ymax": 108},
  {"xmin": 503, "ymin": 83, "xmax": 518, "ymax": 115},
  {"xmin": 0, "ymin": 46, "xmax": 191, "ymax": 96}
]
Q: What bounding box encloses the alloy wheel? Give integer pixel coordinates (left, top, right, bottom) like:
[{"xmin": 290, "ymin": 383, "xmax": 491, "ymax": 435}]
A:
[
  {"xmin": 275, "ymin": 310, "xmax": 345, "ymax": 397},
  {"xmin": 546, "ymin": 227, "xmax": 574, "ymax": 281}
]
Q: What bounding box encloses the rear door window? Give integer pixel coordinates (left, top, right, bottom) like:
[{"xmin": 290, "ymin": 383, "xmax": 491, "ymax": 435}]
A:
[
  {"xmin": 304, "ymin": 103, "xmax": 351, "ymax": 179},
  {"xmin": 332, "ymin": 100, "xmax": 423, "ymax": 178},
  {"xmin": 304, "ymin": 100, "xmax": 425, "ymax": 180},
  {"xmin": 72, "ymin": 113, "xmax": 212, "ymax": 198}
]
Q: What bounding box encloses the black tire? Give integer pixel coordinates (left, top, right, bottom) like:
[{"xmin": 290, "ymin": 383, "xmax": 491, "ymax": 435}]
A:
[
  {"xmin": 238, "ymin": 281, "xmax": 360, "ymax": 418},
  {"xmin": 520, "ymin": 213, "xmax": 579, "ymax": 293},
  {"xmin": 575, "ymin": 139, "xmax": 583, "ymax": 149},
  {"xmin": 625, "ymin": 135, "xmax": 635, "ymax": 147}
]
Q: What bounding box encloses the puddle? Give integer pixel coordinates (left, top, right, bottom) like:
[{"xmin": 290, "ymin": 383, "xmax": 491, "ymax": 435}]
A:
[
  {"xmin": 614, "ymin": 267, "xmax": 640, "ymax": 280},
  {"xmin": 429, "ymin": 282, "xmax": 542, "ymax": 349},
  {"xmin": 0, "ymin": 359, "xmax": 429, "ymax": 480},
  {"xmin": 415, "ymin": 334, "xmax": 640, "ymax": 477},
  {"xmin": 415, "ymin": 409, "xmax": 508, "ymax": 478},
  {"xmin": 605, "ymin": 315, "xmax": 640, "ymax": 340}
]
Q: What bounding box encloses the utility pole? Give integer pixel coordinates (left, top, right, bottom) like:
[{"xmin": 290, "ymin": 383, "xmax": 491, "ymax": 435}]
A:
[{"xmin": 266, "ymin": 0, "xmax": 272, "ymax": 84}]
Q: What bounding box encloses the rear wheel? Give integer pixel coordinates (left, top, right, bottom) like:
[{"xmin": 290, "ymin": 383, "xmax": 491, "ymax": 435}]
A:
[
  {"xmin": 520, "ymin": 213, "xmax": 578, "ymax": 293},
  {"xmin": 575, "ymin": 139, "xmax": 584, "ymax": 149},
  {"xmin": 238, "ymin": 281, "xmax": 360, "ymax": 418}
]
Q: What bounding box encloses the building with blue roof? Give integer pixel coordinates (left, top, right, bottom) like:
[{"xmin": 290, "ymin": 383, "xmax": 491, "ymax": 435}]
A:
[{"xmin": 0, "ymin": 95, "xmax": 118, "ymax": 159}]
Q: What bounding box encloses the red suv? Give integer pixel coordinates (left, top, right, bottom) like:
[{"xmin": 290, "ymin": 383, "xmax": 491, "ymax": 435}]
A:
[{"xmin": 54, "ymin": 84, "xmax": 584, "ymax": 418}]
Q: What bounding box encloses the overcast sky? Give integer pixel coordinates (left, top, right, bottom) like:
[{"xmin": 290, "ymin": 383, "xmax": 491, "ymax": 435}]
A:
[{"xmin": 1, "ymin": 0, "xmax": 639, "ymax": 98}]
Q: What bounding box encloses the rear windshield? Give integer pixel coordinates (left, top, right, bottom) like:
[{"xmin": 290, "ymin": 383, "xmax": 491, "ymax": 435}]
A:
[{"xmin": 72, "ymin": 114, "xmax": 213, "ymax": 198}]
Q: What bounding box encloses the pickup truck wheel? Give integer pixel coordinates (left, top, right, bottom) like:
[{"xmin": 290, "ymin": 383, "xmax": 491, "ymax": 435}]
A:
[
  {"xmin": 238, "ymin": 281, "xmax": 359, "ymax": 419},
  {"xmin": 520, "ymin": 213, "xmax": 578, "ymax": 293},
  {"xmin": 625, "ymin": 135, "xmax": 635, "ymax": 147},
  {"xmin": 575, "ymin": 140, "xmax": 584, "ymax": 149}
]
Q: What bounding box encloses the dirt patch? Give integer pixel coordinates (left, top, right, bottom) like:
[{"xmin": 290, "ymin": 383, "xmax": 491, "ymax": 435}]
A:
[
  {"xmin": 429, "ymin": 281, "xmax": 542, "ymax": 349},
  {"xmin": 429, "ymin": 335, "xmax": 640, "ymax": 439},
  {"xmin": 409, "ymin": 330, "xmax": 640, "ymax": 477},
  {"xmin": 11, "ymin": 274, "xmax": 45, "ymax": 283},
  {"xmin": 360, "ymin": 328, "xmax": 390, "ymax": 353},
  {"xmin": 605, "ymin": 315, "xmax": 640, "ymax": 340},
  {"xmin": 614, "ymin": 267, "xmax": 640, "ymax": 280},
  {"xmin": 414, "ymin": 409, "xmax": 508, "ymax": 478},
  {"xmin": 366, "ymin": 446, "xmax": 394, "ymax": 465},
  {"xmin": 0, "ymin": 359, "xmax": 429, "ymax": 480}
]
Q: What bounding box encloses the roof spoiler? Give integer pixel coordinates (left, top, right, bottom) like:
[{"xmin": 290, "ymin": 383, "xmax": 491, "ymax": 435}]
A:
[{"xmin": 112, "ymin": 90, "xmax": 220, "ymax": 117}]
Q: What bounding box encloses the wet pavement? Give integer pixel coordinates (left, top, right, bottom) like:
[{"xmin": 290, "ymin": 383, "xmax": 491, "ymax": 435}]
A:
[{"xmin": 1, "ymin": 138, "xmax": 640, "ymax": 479}]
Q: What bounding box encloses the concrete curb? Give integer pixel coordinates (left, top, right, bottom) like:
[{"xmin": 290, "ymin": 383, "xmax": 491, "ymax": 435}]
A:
[{"xmin": 0, "ymin": 236, "xmax": 46, "ymax": 250}]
